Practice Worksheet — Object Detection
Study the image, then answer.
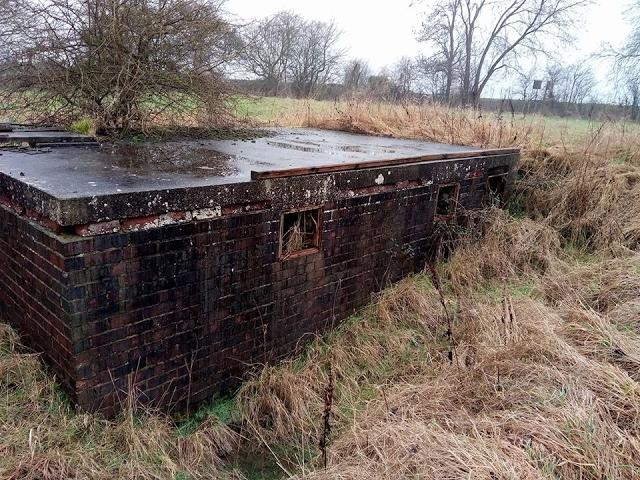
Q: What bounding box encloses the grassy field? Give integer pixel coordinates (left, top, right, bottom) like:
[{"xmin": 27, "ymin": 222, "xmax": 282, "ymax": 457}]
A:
[
  {"xmin": 233, "ymin": 96, "xmax": 336, "ymax": 124},
  {"xmin": 235, "ymin": 95, "xmax": 640, "ymax": 145},
  {"xmin": 3, "ymin": 98, "xmax": 640, "ymax": 479}
]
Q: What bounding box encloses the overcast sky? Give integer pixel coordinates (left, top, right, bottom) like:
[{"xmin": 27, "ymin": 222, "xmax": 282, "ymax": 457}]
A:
[{"xmin": 225, "ymin": 0, "xmax": 633, "ymax": 99}]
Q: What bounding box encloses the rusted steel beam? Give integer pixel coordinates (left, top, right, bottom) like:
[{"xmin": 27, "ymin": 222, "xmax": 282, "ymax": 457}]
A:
[{"xmin": 250, "ymin": 148, "xmax": 519, "ymax": 180}]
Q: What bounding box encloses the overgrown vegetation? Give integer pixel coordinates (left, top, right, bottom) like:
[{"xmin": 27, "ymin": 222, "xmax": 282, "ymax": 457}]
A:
[
  {"xmin": 0, "ymin": 0, "xmax": 236, "ymax": 133},
  {"xmin": 0, "ymin": 321, "xmax": 243, "ymax": 479},
  {"xmin": 3, "ymin": 99, "xmax": 640, "ymax": 478}
]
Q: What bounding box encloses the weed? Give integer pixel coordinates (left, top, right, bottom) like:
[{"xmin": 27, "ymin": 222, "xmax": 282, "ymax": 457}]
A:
[{"xmin": 68, "ymin": 117, "xmax": 94, "ymax": 135}]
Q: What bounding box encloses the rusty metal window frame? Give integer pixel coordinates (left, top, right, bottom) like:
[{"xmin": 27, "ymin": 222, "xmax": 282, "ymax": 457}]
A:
[
  {"xmin": 279, "ymin": 206, "xmax": 323, "ymax": 260},
  {"xmin": 434, "ymin": 182, "xmax": 460, "ymax": 220}
]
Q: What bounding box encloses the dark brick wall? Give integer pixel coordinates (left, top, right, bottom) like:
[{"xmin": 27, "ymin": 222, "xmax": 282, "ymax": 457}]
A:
[
  {"xmin": 0, "ymin": 204, "xmax": 76, "ymax": 394},
  {"xmin": 0, "ymin": 156, "xmax": 515, "ymax": 415}
]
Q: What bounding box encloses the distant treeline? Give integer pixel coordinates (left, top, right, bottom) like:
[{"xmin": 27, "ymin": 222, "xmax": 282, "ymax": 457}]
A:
[
  {"xmin": 232, "ymin": 79, "xmax": 638, "ymax": 122},
  {"xmin": 480, "ymin": 98, "xmax": 635, "ymax": 122}
]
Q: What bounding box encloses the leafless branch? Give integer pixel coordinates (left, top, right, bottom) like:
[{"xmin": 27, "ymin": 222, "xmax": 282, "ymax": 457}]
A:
[
  {"xmin": 417, "ymin": 0, "xmax": 590, "ymax": 106},
  {"xmin": 0, "ymin": 0, "xmax": 238, "ymax": 133}
]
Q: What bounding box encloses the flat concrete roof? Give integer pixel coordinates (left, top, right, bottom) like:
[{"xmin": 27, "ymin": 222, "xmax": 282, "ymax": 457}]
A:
[{"xmin": 0, "ymin": 127, "xmax": 518, "ymax": 228}]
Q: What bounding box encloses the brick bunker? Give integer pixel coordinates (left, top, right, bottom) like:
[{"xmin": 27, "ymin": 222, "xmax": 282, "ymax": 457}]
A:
[{"xmin": 0, "ymin": 126, "xmax": 519, "ymax": 415}]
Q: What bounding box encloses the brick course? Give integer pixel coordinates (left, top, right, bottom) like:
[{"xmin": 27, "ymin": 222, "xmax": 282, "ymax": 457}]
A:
[{"xmin": 0, "ymin": 154, "xmax": 517, "ymax": 415}]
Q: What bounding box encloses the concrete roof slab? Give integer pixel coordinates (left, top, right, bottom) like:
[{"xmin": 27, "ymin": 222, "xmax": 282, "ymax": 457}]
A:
[{"xmin": 0, "ymin": 127, "xmax": 518, "ymax": 228}]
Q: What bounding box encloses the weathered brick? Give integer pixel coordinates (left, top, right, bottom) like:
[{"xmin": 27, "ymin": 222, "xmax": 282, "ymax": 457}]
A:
[{"xmin": 0, "ymin": 154, "xmax": 517, "ymax": 416}]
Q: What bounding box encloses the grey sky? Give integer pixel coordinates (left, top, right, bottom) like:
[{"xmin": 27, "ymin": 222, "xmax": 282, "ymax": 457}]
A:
[{"xmin": 226, "ymin": 0, "xmax": 633, "ymax": 99}]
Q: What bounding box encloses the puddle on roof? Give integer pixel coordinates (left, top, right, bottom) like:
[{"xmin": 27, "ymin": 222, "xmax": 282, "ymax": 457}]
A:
[
  {"xmin": 102, "ymin": 143, "xmax": 239, "ymax": 177},
  {"xmin": 338, "ymin": 144, "xmax": 367, "ymax": 153},
  {"xmin": 266, "ymin": 140, "xmax": 323, "ymax": 153},
  {"xmin": 266, "ymin": 139, "xmax": 396, "ymax": 155}
]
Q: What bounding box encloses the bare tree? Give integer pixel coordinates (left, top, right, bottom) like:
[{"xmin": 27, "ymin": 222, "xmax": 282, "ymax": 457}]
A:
[
  {"xmin": 513, "ymin": 67, "xmax": 538, "ymax": 102},
  {"xmin": 417, "ymin": 0, "xmax": 461, "ymax": 103},
  {"xmin": 543, "ymin": 61, "xmax": 595, "ymax": 105},
  {"xmin": 510, "ymin": 66, "xmax": 544, "ymax": 115},
  {"xmin": 617, "ymin": 33, "xmax": 640, "ymax": 121},
  {"xmin": 464, "ymin": 0, "xmax": 589, "ymax": 105},
  {"xmin": 0, "ymin": 0, "xmax": 25, "ymax": 65},
  {"xmin": 343, "ymin": 59, "xmax": 371, "ymax": 92},
  {"xmin": 391, "ymin": 57, "xmax": 418, "ymax": 102},
  {"xmin": 239, "ymin": 11, "xmax": 303, "ymax": 96},
  {"xmin": 368, "ymin": 70, "xmax": 393, "ymax": 100},
  {"xmin": 239, "ymin": 12, "xmax": 343, "ymax": 98},
  {"xmin": 415, "ymin": 55, "xmax": 450, "ymax": 100},
  {"xmin": 614, "ymin": 1, "xmax": 640, "ymax": 120},
  {"xmin": 1, "ymin": 0, "xmax": 236, "ymax": 132},
  {"xmin": 543, "ymin": 63, "xmax": 564, "ymax": 101},
  {"xmin": 418, "ymin": 0, "xmax": 589, "ymax": 106},
  {"xmin": 619, "ymin": 1, "xmax": 640, "ymax": 61},
  {"xmin": 559, "ymin": 63, "xmax": 595, "ymax": 104},
  {"xmin": 288, "ymin": 19, "xmax": 344, "ymax": 98},
  {"xmin": 0, "ymin": 0, "xmax": 10, "ymax": 42},
  {"xmin": 624, "ymin": 73, "xmax": 640, "ymax": 121}
]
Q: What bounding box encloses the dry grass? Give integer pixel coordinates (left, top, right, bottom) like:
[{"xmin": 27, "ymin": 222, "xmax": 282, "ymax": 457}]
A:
[
  {"xmin": 524, "ymin": 162, "xmax": 640, "ymax": 252},
  {"xmin": 292, "ymin": 292, "xmax": 640, "ymax": 479},
  {"xmin": 442, "ymin": 208, "xmax": 563, "ymax": 291},
  {"xmin": 232, "ymin": 99, "xmax": 640, "ymax": 478},
  {"xmin": 274, "ymin": 98, "xmax": 540, "ymax": 149},
  {"xmin": 235, "ymin": 255, "xmax": 640, "ymax": 478},
  {"xmin": 0, "ymin": 325, "xmax": 240, "ymax": 479},
  {"xmin": 4, "ymin": 98, "xmax": 640, "ymax": 478}
]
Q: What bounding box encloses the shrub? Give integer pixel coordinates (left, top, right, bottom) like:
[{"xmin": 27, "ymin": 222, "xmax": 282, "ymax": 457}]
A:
[{"xmin": 0, "ymin": 0, "xmax": 237, "ymax": 133}]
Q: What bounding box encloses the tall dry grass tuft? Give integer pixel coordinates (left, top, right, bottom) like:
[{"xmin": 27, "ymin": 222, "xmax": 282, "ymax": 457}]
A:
[
  {"xmin": 235, "ymin": 279, "xmax": 446, "ymax": 446},
  {"xmin": 525, "ymin": 162, "xmax": 640, "ymax": 252},
  {"xmin": 295, "ymin": 296, "xmax": 640, "ymax": 479},
  {"xmin": 275, "ymin": 98, "xmax": 542, "ymax": 150},
  {"xmin": 542, "ymin": 254, "xmax": 640, "ymax": 312},
  {"xmin": 0, "ymin": 324, "xmax": 240, "ymax": 479},
  {"xmin": 442, "ymin": 208, "xmax": 562, "ymax": 292}
]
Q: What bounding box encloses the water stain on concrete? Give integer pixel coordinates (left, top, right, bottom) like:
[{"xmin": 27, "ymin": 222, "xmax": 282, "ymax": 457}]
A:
[{"xmin": 104, "ymin": 143, "xmax": 238, "ymax": 177}]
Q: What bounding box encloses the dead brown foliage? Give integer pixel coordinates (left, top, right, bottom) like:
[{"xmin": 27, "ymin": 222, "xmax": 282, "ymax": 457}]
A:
[
  {"xmin": 0, "ymin": 323, "xmax": 240, "ymax": 479},
  {"xmin": 443, "ymin": 208, "xmax": 563, "ymax": 291}
]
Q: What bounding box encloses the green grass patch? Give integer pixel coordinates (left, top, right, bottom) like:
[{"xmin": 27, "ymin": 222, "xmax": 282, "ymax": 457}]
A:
[
  {"xmin": 562, "ymin": 242, "xmax": 601, "ymax": 265},
  {"xmin": 229, "ymin": 449, "xmax": 294, "ymax": 480},
  {"xmin": 479, "ymin": 281, "xmax": 538, "ymax": 302},
  {"xmin": 176, "ymin": 394, "xmax": 238, "ymax": 436},
  {"xmin": 68, "ymin": 117, "xmax": 94, "ymax": 135},
  {"xmin": 507, "ymin": 194, "xmax": 528, "ymax": 219},
  {"xmin": 233, "ymin": 95, "xmax": 338, "ymax": 123}
]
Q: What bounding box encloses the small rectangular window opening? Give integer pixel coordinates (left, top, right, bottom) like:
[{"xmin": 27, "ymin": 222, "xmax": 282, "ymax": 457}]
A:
[
  {"xmin": 280, "ymin": 207, "xmax": 321, "ymax": 259},
  {"xmin": 435, "ymin": 183, "xmax": 459, "ymax": 218},
  {"xmin": 487, "ymin": 174, "xmax": 507, "ymax": 204}
]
